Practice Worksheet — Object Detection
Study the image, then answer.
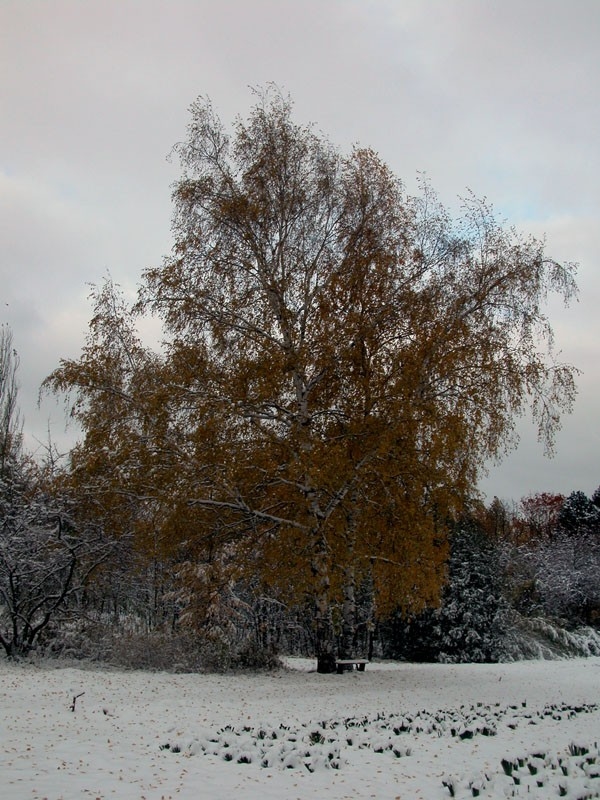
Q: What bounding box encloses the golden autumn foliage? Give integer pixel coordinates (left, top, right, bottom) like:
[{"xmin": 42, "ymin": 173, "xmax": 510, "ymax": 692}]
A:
[{"xmin": 46, "ymin": 88, "xmax": 577, "ymax": 671}]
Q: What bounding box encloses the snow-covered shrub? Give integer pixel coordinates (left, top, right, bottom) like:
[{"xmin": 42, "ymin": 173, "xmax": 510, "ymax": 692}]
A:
[
  {"xmin": 502, "ymin": 614, "xmax": 600, "ymax": 661},
  {"xmin": 233, "ymin": 639, "xmax": 281, "ymax": 670},
  {"xmin": 0, "ymin": 477, "xmax": 114, "ymax": 659},
  {"xmin": 508, "ymin": 526, "xmax": 600, "ymax": 626}
]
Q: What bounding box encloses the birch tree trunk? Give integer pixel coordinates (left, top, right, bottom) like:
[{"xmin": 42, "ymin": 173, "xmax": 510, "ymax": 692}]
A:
[
  {"xmin": 340, "ymin": 560, "xmax": 356, "ymax": 660},
  {"xmin": 312, "ymin": 535, "xmax": 336, "ymax": 673}
]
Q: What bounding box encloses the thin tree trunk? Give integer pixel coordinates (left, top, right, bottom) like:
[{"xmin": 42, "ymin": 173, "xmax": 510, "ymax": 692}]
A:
[
  {"xmin": 315, "ymin": 594, "xmax": 336, "ymax": 673},
  {"xmin": 339, "ymin": 560, "xmax": 356, "ymax": 659},
  {"xmin": 340, "ymin": 500, "xmax": 359, "ymax": 660},
  {"xmin": 312, "ymin": 534, "xmax": 336, "ymax": 673}
]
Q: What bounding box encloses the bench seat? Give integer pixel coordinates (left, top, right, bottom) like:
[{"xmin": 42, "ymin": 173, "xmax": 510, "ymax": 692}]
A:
[{"xmin": 335, "ymin": 658, "xmax": 368, "ymax": 674}]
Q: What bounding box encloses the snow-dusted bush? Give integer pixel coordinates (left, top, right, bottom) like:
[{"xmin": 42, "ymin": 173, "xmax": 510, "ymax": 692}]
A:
[
  {"xmin": 0, "ymin": 471, "xmax": 113, "ymax": 659},
  {"xmin": 508, "ymin": 527, "xmax": 600, "ymax": 625},
  {"xmin": 37, "ymin": 618, "xmax": 282, "ymax": 672},
  {"xmin": 503, "ymin": 614, "xmax": 600, "ymax": 661}
]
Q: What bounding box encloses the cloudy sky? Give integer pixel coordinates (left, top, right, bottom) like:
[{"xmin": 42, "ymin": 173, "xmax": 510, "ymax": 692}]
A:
[{"xmin": 1, "ymin": 0, "xmax": 598, "ymax": 502}]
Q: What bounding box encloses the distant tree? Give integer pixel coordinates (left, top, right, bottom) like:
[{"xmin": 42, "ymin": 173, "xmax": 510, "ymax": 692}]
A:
[
  {"xmin": 500, "ymin": 489, "xmax": 600, "ymax": 625},
  {"xmin": 519, "ymin": 492, "xmax": 565, "ymax": 540},
  {"xmin": 482, "ymin": 497, "xmax": 514, "ymax": 541},
  {"xmin": 0, "ymin": 463, "xmax": 113, "ymax": 658},
  {"xmin": 517, "ymin": 527, "xmax": 600, "ymax": 624},
  {"xmin": 558, "ymin": 490, "xmax": 599, "ymax": 536},
  {"xmin": 47, "ymin": 88, "xmax": 578, "ymax": 671},
  {"xmin": 0, "ymin": 328, "xmax": 113, "ymax": 658},
  {"xmin": 0, "ymin": 325, "xmax": 22, "ymax": 476}
]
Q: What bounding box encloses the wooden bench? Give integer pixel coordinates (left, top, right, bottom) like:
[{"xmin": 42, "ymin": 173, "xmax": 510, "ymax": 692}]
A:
[{"xmin": 336, "ymin": 659, "xmax": 368, "ymax": 674}]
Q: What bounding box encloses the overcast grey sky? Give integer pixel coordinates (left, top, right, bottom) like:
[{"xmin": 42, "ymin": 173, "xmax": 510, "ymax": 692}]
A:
[{"xmin": 1, "ymin": 0, "xmax": 598, "ymax": 502}]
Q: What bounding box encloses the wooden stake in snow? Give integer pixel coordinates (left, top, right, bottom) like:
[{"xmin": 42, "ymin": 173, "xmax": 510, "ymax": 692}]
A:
[{"xmin": 70, "ymin": 692, "xmax": 85, "ymax": 712}]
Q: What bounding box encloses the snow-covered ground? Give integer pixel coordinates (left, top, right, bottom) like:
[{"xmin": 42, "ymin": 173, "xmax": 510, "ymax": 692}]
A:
[{"xmin": 1, "ymin": 656, "xmax": 599, "ymax": 799}]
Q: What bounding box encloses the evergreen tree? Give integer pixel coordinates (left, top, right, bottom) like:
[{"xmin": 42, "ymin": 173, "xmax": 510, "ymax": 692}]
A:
[
  {"xmin": 558, "ymin": 490, "xmax": 599, "ymax": 536},
  {"xmin": 384, "ymin": 521, "xmax": 508, "ymax": 663},
  {"xmin": 435, "ymin": 523, "xmax": 508, "ymax": 662}
]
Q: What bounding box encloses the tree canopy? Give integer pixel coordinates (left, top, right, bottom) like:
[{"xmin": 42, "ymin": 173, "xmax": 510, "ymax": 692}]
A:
[{"xmin": 46, "ymin": 88, "xmax": 578, "ymax": 671}]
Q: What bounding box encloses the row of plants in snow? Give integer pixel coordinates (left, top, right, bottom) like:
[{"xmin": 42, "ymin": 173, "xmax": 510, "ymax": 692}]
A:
[
  {"xmin": 443, "ymin": 741, "xmax": 600, "ymax": 798},
  {"xmin": 158, "ymin": 700, "xmax": 598, "ymax": 772}
]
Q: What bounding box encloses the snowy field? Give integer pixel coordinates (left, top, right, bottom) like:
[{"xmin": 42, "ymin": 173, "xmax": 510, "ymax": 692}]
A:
[{"xmin": 1, "ymin": 656, "xmax": 600, "ymax": 799}]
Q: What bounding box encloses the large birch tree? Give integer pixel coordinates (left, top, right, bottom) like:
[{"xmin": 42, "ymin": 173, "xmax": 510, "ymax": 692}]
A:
[{"xmin": 49, "ymin": 88, "xmax": 577, "ymax": 672}]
